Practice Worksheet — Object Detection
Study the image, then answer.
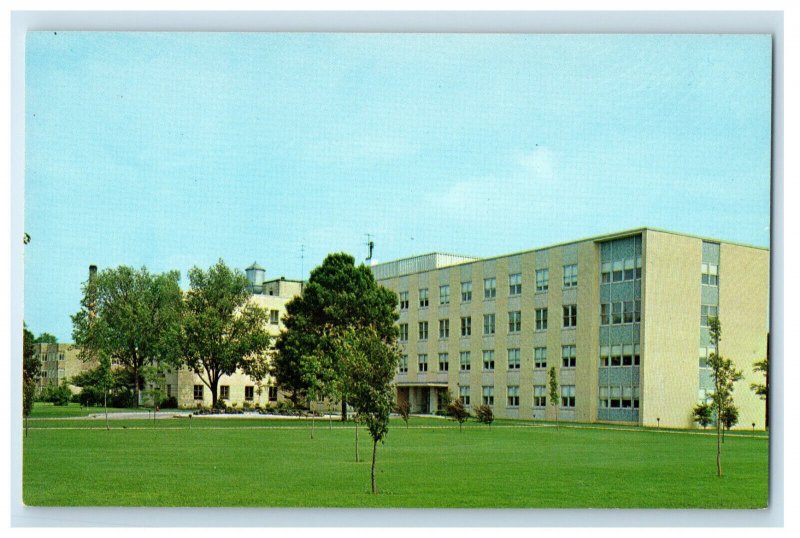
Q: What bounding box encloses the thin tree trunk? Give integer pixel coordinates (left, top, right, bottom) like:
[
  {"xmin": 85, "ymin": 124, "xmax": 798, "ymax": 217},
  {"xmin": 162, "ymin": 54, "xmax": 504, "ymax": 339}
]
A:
[
  {"xmin": 355, "ymin": 419, "xmax": 360, "ymax": 462},
  {"xmin": 104, "ymin": 387, "xmax": 109, "ymax": 431},
  {"xmin": 371, "ymin": 438, "xmax": 378, "ymax": 494},
  {"xmin": 310, "ymin": 399, "xmax": 315, "ymax": 439},
  {"xmin": 25, "ymin": 414, "xmax": 28, "ymax": 437},
  {"xmin": 341, "ymin": 399, "xmax": 347, "ymax": 422}
]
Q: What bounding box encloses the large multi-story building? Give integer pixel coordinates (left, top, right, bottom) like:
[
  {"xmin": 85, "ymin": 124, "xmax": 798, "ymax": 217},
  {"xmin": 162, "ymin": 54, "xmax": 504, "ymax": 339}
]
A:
[
  {"xmin": 33, "ymin": 342, "xmax": 94, "ymax": 393},
  {"xmin": 372, "ymin": 228, "xmax": 769, "ymax": 430}
]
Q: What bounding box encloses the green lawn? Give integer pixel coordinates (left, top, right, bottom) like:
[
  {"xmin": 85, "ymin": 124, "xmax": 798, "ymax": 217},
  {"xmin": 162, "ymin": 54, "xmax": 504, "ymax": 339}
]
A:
[
  {"xmin": 28, "ymin": 402, "xmax": 153, "ymax": 418},
  {"xmin": 22, "ymin": 413, "xmax": 768, "ymax": 508}
]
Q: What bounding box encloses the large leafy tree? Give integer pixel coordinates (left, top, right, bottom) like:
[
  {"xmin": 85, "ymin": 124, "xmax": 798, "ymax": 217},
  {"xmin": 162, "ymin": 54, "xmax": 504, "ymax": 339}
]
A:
[
  {"xmin": 707, "ymin": 317, "xmax": 743, "ymax": 477},
  {"xmin": 23, "ymin": 323, "xmax": 40, "ymax": 436},
  {"xmin": 72, "ymin": 266, "xmax": 184, "ymax": 405},
  {"xmin": 181, "ymin": 260, "xmax": 271, "ymax": 407},
  {"xmin": 272, "ymin": 253, "xmax": 398, "ymax": 420},
  {"xmin": 334, "ymin": 327, "xmax": 400, "ymax": 494},
  {"xmin": 33, "ymin": 332, "xmax": 58, "ymax": 344}
]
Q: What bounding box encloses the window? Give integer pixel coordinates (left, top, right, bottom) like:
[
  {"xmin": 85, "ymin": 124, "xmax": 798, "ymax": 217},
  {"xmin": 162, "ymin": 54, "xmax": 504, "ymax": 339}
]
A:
[
  {"xmin": 508, "ymin": 348, "xmax": 521, "ymax": 369},
  {"xmin": 399, "ymin": 323, "xmax": 409, "ymax": 341},
  {"xmin": 418, "ymin": 354, "xmax": 428, "ymax": 372},
  {"xmin": 602, "ymin": 256, "xmax": 642, "ymax": 284},
  {"xmin": 439, "ymin": 285, "xmax": 450, "ymax": 305},
  {"xmin": 483, "ymin": 313, "xmax": 496, "ymax": 335},
  {"xmin": 599, "ymin": 386, "xmax": 639, "ymax": 409},
  {"xmin": 220, "ymin": 385, "xmax": 230, "ymax": 400},
  {"xmin": 482, "ymin": 386, "xmax": 495, "ymax": 406},
  {"xmin": 535, "ymin": 308, "xmax": 548, "ymax": 331},
  {"xmin": 399, "ymin": 291, "xmax": 409, "ymax": 310},
  {"xmin": 460, "ymin": 351, "xmax": 471, "ymax": 371},
  {"xmin": 459, "ymin": 386, "xmax": 471, "ymax": 406},
  {"xmin": 399, "ymin": 355, "xmax": 408, "ymax": 374},
  {"xmin": 439, "ymin": 352, "xmax": 449, "ymax": 371},
  {"xmin": 602, "ymin": 301, "xmax": 642, "ymax": 325},
  {"xmin": 484, "ymin": 277, "xmax": 497, "ymax": 299},
  {"xmin": 563, "ymin": 264, "xmax": 578, "ymax": 288},
  {"xmin": 483, "ymin": 350, "xmax": 495, "ymax": 371},
  {"xmin": 461, "ymin": 316, "xmax": 472, "ymax": 337},
  {"xmin": 699, "ymin": 347, "xmax": 713, "ymax": 368},
  {"xmin": 534, "ymin": 347, "xmax": 547, "ymax": 369},
  {"xmin": 419, "ymin": 288, "xmax": 429, "ymax": 308},
  {"xmin": 419, "ymin": 321, "xmax": 429, "ymax": 340},
  {"xmin": 507, "ymin": 386, "xmax": 520, "ymax": 407},
  {"xmin": 439, "ymin": 319, "xmax": 450, "ymax": 339},
  {"xmin": 534, "ymin": 385, "xmax": 547, "ymax": 407},
  {"xmin": 563, "ymin": 305, "xmax": 577, "ymax": 328},
  {"xmin": 508, "ymin": 310, "xmax": 521, "ymax": 333},
  {"xmin": 561, "ymin": 385, "xmax": 576, "ymax": 408},
  {"xmin": 193, "ymin": 385, "xmax": 204, "ymax": 400},
  {"xmin": 268, "ymin": 386, "xmax": 278, "ymax": 402},
  {"xmin": 270, "ymin": 309, "xmax": 280, "ymax": 325},
  {"xmin": 245, "ymin": 386, "xmax": 254, "ymax": 401},
  {"xmin": 701, "ymin": 305, "xmax": 719, "ymax": 327},
  {"xmin": 536, "ymin": 268, "xmax": 549, "ymax": 292},
  {"xmin": 701, "ymin": 263, "xmax": 719, "ymax": 286},
  {"xmin": 166, "ymin": 384, "xmax": 172, "ymax": 398},
  {"xmin": 600, "ymin": 343, "xmax": 641, "ymax": 367},
  {"xmin": 509, "ymin": 273, "xmax": 522, "ymax": 295},
  {"xmin": 561, "ymin": 345, "xmax": 576, "ymax": 368},
  {"xmin": 461, "ymin": 281, "xmax": 472, "ymax": 302}
]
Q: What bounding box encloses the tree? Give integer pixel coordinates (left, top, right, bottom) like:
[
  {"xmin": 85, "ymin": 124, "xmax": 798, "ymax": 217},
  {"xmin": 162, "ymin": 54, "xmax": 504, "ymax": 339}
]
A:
[
  {"xmin": 334, "ymin": 327, "xmax": 400, "ymax": 494},
  {"xmin": 272, "ymin": 253, "xmax": 398, "ymax": 421},
  {"xmin": 707, "ymin": 317, "xmax": 743, "ymax": 477},
  {"xmin": 396, "ymin": 399, "xmax": 410, "ymax": 428},
  {"xmin": 548, "ymin": 366, "xmax": 559, "ymax": 429},
  {"xmin": 72, "ymin": 266, "xmax": 184, "ymax": 405},
  {"xmin": 23, "ymin": 324, "xmax": 40, "ymax": 436},
  {"xmin": 446, "ymin": 398, "xmax": 469, "ymax": 432},
  {"xmin": 71, "ymin": 354, "xmax": 114, "ymax": 429},
  {"xmin": 719, "ymin": 404, "xmax": 739, "ymax": 433},
  {"xmin": 33, "ymin": 332, "xmax": 58, "ymax": 344},
  {"xmin": 750, "ymin": 356, "xmax": 768, "ymax": 429},
  {"xmin": 181, "ymin": 260, "xmax": 272, "ymax": 407},
  {"xmin": 692, "ymin": 401, "xmax": 713, "ymax": 429},
  {"xmin": 475, "ymin": 404, "xmax": 494, "ymax": 427}
]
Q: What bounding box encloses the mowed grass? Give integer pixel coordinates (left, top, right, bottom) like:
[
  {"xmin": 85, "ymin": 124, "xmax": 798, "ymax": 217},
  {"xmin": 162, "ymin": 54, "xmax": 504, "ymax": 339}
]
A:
[
  {"xmin": 28, "ymin": 402, "xmax": 152, "ymax": 418},
  {"xmin": 22, "ymin": 414, "xmax": 768, "ymax": 509}
]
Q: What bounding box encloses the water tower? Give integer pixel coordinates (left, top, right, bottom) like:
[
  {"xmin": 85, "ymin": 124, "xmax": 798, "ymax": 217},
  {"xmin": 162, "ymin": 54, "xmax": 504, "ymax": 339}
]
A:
[{"xmin": 245, "ymin": 262, "xmax": 265, "ymax": 293}]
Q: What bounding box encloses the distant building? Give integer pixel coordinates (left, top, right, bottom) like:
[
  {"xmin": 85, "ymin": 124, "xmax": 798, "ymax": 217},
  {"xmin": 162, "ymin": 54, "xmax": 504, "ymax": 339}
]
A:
[
  {"xmin": 372, "ymin": 227, "xmax": 769, "ymax": 430},
  {"xmin": 34, "ymin": 343, "xmax": 94, "ymax": 394}
]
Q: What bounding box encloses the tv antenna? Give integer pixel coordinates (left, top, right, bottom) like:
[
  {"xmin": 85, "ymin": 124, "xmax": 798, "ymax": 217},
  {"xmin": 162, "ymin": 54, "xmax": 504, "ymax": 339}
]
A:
[
  {"xmin": 365, "ymin": 234, "xmax": 374, "ymax": 262},
  {"xmin": 299, "ymin": 244, "xmax": 305, "ymax": 277}
]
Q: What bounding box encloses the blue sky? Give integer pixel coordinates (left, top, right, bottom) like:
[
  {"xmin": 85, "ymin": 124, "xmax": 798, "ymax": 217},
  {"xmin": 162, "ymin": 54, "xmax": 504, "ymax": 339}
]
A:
[{"xmin": 24, "ymin": 32, "xmax": 772, "ymax": 341}]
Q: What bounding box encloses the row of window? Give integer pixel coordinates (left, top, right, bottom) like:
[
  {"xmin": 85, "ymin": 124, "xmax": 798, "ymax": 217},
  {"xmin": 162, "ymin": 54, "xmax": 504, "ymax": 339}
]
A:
[
  {"xmin": 598, "ymin": 386, "xmax": 641, "ymax": 409},
  {"xmin": 397, "ymin": 265, "xmax": 580, "ymax": 310},
  {"xmin": 457, "ymin": 384, "xmax": 577, "ymax": 408},
  {"xmin": 600, "ymin": 301, "xmax": 641, "ymax": 325},
  {"xmin": 193, "ymin": 385, "xmax": 279, "ymax": 401},
  {"xmin": 600, "ymin": 256, "xmax": 642, "ymax": 284},
  {"xmin": 701, "ymin": 263, "xmax": 719, "ymax": 286},
  {"xmin": 398, "ymin": 306, "xmax": 578, "ymax": 341},
  {"xmin": 700, "ymin": 304, "xmax": 719, "ymax": 327},
  {"xmin": 398, "ymin": 345, "xmax": 582, "ymax": 373}
]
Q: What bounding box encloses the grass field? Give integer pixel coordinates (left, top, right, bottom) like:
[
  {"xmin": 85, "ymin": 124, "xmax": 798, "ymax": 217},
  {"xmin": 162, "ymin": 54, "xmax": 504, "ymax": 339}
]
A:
[
  {"xmin": 22, "ymin": 407, "xmax": 769, "ymax": 509},
  {"xmin": 28, "ymin": 402, "xmax": 154, "ymax": 418}
]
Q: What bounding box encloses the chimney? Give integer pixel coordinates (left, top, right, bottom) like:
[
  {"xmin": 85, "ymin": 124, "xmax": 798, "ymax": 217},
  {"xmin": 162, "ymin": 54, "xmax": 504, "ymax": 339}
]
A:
[
  {"xmin": 89, "ymin": 265, "xmax": 97, "ymax": 282},
  {"xmin": 88, "ymin": 265, "xmax": 98, "ymax": 318}
]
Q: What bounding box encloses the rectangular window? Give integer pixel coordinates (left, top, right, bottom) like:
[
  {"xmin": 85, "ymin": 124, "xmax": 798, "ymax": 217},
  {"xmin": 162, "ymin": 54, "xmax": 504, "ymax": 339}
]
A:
[
  {"xmin": 561, "ymin": 345, "xmax": 576, "ymax": 368},
  {"xmin": 601, "ymin": 262, "xmax": 612, "ymax": 284},
  {"xmin": 482, "ymin": 385, "xmax": 495, "ymax": 406},
  {"xmin": 534, "ymin": 347, "xmax": 547, "ymax": 369},
  {"xmin": 461, "ymin": 316, "xmax": 472, "ymax": 337},
  {"xmin": 419, "ymin": 288, "xmax": 429, "ymax": 308},
  {"xmin": 439, "ymin": 285, "xmax": 450, "ymax": 305},
  {"xmin": 482, "ymin": 350, "xmax": 495, "ymax": 371},
  {"xmin": 166, "ymin": 384, "xmax": 172, "ymax": 398},
  {"xmin": 535, "ymin": 308, "xmax": 548, "ymax": 331},
  {"xmin": 509, "ymin": 273, "xmax": 522, "ymax": 295},
  {"xmin": 439, "ymin": 319, "xmax": 450, "ymax": 339},
  {"xmin": 507, "ymin": 386, "xmax": 520, "ymax": 407},
  {"xmin": 508, "ymin": 310, "xmax": 521, "ymax": 333},
  {"xmin": 399, "ymin": 355, "xmax": 408, "ymax": 374},
  {"xmin": 459, "ymin": 385, "xmax": 471, "ymax": 406},
  {"xmin": 399, "ymin": 323, "xmax": 409, "ymax": 341},
  {"xmin": 419, "ymin": 321, "xmax": 429, "ymax": 340},
  {"xmin": 245, "ymin": 386, "xmax": 254, "ymax": 401},
  {"xmin": 600, "ymin": 345, "xmax": 610, "ymax": 367},
  {"xmin": 399, "ymin": 291, "xmax": 409, "ymax": 310},
  {"xmin": 563, "ymin": 264, "xmax": 578, "ymax": 288},
  {"xmin": 483, "ymin": 313, "xmax": 496, "ymax": 335},
  {"xmin": 460, "ymin": 351, "xmax": 471, "ymax": 371},
  {"xmin": 507, "ymin": 348, "xmax": 521, "ymax": 369},
  {"xmin": 268, "ymin": 386, "xmax": 278, "ymax": 402},
  {"xmin": 600, "ymin": 303, "xmax": 610, "ymax": 325},
  {"xmin": 701, "ymin": 263, "xmax": 719, "ymax": 286},
  {"xmin": 484, "ymin": 277, "xmax": 497, "ymax": 299},
  {"xmin": 612, "ymin": 260, "xmax": 624, "ymax": 282},
  {"xmin": 699, "ymin": 346, "xmax": 712, "ymax": 368},
  {"xmin": 439, "ymin": 352, "xmax": 449, "ymax": 371},
  {"xmin": 561, "ymin": 385, "xmax": 576, "ymax": 408},
  {"xmin": 701, "ymin": 304, "xmax": 719, "ymax": 327},
  {"xmin": 534, "ymin": 385, "xmax": 547, "ymax": 407},
  {"xmin": 563, "ymin": 305, "xmax": 577, "ymax": 328},
  {"xmin": 461, "ymin": 281, "xmax": 472, "ymax": 302},
  {"xmin": 418, "ymin": 354, "xmax": 428, "ymax": 372},
  {"xmin": 536, "ymin": 268, "xmax": 549, "ymax": 292},
  {"xmin": 220, "ymin": 385, "xmax": 230, "ymax": 400},
  {"xmin": 194, "ymin": 385, "xmax": 204, "ymax": 400}
]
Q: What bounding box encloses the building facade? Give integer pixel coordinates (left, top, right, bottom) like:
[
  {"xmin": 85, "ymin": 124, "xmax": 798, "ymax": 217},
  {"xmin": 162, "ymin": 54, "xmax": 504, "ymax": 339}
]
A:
[
  {"xmin": 373, "ymin": 228, "xmax": 769, "ymax": 430},
  {"xmin": 33, "ymin": 342, "xmax": 94, "ymax": 394}
]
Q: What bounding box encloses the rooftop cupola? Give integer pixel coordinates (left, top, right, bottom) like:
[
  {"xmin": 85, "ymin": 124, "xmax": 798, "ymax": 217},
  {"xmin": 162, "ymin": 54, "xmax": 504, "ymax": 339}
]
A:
[{"xmin": 245, "ymin": 262, "xmax": 266, "ymax": 290}]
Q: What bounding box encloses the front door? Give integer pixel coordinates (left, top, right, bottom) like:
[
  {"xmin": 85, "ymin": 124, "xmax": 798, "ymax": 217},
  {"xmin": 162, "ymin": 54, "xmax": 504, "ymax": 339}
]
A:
[{"xmin": 421, "ymin": 387, "xmax": 430, "ymax": 414}]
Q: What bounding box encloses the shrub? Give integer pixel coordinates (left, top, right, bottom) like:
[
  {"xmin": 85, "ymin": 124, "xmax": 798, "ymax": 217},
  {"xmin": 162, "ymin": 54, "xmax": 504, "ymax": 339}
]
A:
[
  {"xmin": 693, "ymin": 402, "xmax": 713, "ymax": 429},
  {"xmin": 446, "ymin": 398, "xmax": 469, "ymax": 431},
  {"xmin": 40, "ymin": 383, "xmax": 73, "ymax": 406},
  {"xmin": 720, "ymin": 405, "xmax": 739, "ymax": 431},
  {"xmin": 475, "ymin": 404, "xmax": 494, "ymax": 426},
  {"xmin": 242, "ymin": 401, "xmax": 252, "ymax": 411},
  {"xmin": 110, "ymin": 390, "xmax": 137, "ymax": 408},
  {"xmin": 214, "ymin": 398, "xmax": 228, "ymax": 411},
  {"xmin": 160, "ymin": 396, "xmax": 179, "ymax": 409},
  {"xmin": 396, "ymin": 400, "xmax": 410, "ymax": 428},
  {"xmin": 78, "ymin": 387, "xmax": 105, "ymax": 407}
]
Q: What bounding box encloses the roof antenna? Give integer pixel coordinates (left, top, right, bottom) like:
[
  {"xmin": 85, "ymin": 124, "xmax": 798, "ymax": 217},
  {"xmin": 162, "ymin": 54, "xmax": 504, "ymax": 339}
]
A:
[
  {"xmin": 365, "ymin": 234, "xmax": 374, "ymax": 262},
  {"xmin": 300, "ymin": 244, "xmax": 305, "ymax": 278}
]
